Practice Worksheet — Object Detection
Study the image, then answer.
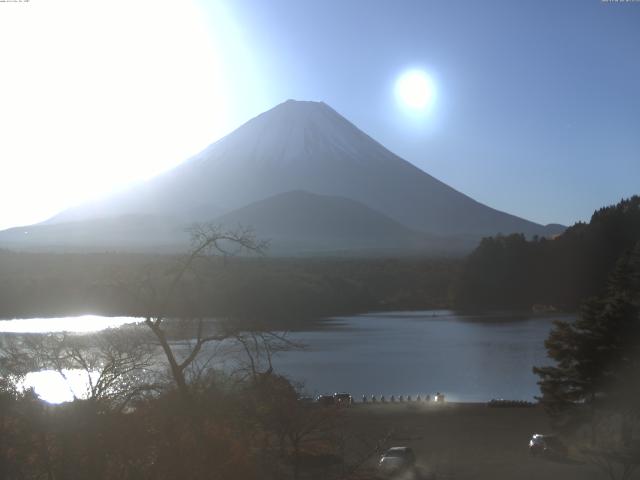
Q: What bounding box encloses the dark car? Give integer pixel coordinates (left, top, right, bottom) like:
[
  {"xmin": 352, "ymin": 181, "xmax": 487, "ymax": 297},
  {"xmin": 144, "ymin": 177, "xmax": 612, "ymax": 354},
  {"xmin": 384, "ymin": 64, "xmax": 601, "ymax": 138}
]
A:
[
  {"xmin": 316, "ymin": 394, "xmax": 335, "ymax": 407},
  {"xmin": 529, "ymin": 434, "xmax": 568, "ymax": 457},
  {"xmin": 378, "ymin": 446, "xmax": 416, "ymax": 475},
  {"xmin": 333, "ymin": 392, "xmax": 352, "ymax": 407}
]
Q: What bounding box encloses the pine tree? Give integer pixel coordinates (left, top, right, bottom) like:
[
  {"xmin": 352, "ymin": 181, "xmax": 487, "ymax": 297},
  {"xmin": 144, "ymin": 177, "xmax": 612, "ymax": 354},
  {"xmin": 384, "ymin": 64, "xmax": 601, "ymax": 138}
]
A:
[
  {"xmin": 534, "ymin": 242, "xmax": 640, "ymax": 434},
  {"xmin": 534, "ymin": 243, "xmax": 640, "ymax": 479}
]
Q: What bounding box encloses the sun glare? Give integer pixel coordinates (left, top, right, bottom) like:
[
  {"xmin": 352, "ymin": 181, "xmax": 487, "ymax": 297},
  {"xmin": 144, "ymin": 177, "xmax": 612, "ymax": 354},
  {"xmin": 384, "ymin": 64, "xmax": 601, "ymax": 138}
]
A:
[
  {"xmin": 0, "ymin": 0, "xmax": 231, "ymax": 230},
  {"xmin": 395, "ymin": 70, "xmax": 436, "ymax": 111},
  {"xmin": 21, "ymin": 369, "xmax": 100, "ymax": 404},
  {"xmin": 0, "ymin": 315, "xmax": 143, "ymax": 334}
]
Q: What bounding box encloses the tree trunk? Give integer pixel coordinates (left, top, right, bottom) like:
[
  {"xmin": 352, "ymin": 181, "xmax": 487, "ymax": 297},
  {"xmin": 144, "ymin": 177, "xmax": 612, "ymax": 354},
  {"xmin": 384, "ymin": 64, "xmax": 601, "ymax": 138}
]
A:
[{"xmin": 145, "ymin": 319, "xmax": 190, "ymax": 400}]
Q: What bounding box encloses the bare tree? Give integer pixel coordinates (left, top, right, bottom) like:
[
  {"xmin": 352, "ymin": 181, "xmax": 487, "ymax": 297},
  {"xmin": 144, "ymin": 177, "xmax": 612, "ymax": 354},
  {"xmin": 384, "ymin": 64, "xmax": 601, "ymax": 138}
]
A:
[
  {"xmin": 131, "ymin": 224, "xmax": 268, "ymax": 401},
  {"xmin": 232, "ymin": 330, "xmax": 303, "ymax": 381},
  {"xmin": 1, "ymin": 328, "xmax": 156, "ymax": 411}
]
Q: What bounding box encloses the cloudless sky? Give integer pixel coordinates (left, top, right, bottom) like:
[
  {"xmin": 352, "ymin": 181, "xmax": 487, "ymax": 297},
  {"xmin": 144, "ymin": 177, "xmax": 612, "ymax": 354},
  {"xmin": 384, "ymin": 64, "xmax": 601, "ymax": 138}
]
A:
[
  {"xmin": 214, "ymin": 0, "xmax": 640, "ymax": 227},
  {"xmin": 0, "ymin": 0, "xmax": 638, "ymax": 230}
]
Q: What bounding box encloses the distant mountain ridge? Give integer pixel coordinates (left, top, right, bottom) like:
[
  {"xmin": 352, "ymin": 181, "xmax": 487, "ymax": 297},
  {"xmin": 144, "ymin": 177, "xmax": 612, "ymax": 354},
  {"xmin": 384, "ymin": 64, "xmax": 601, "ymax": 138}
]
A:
[
  {"xmin": 1, "ymin": 191, "xmax": 476, "ymax": 255},
  {"xmin": 213, "ymin": 190, "xmax": 474, "ymax": 255},
  {"xmin": 1, "ymin": 99, "xmax": 564, "ymax": 254},
  {"xmin": 0, "ymin": 215, "xmax": 188, "ymax": 252}
]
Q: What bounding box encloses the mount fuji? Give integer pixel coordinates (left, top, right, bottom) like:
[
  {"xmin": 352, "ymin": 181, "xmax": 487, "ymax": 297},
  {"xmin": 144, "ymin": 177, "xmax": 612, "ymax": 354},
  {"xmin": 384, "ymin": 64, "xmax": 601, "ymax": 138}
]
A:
[{"xmin": 0, "ymin": 100, "xmax": 563, "ymax": 254}]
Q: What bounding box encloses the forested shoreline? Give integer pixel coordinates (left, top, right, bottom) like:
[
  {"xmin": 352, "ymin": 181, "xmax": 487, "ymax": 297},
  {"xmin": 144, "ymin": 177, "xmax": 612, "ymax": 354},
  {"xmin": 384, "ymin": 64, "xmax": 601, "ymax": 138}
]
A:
[
  {"xmin": 0, "ymin": 252, "xmax": 459, "ymax": 325},
  {"xmin": 1, "ymin": 196, "xmax": 638, "ymax": 324},
  {"xmin": 453, "ymin": 196, "xmax": 640, "ymax": 311}
]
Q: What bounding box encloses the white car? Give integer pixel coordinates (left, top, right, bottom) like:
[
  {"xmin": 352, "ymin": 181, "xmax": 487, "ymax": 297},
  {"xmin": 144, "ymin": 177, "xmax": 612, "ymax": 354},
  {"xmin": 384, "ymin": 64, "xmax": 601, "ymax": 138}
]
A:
[
  {"xmin": 528, "ymin": 434, "xmax": 568, "ymax": 457},
  {"xmin": 434, "ymin": 392, "xmax": 445, "ymax": 403},
  {"xmin": 378, "ymin": 446, "xmax": 416, "ymax": 475}
]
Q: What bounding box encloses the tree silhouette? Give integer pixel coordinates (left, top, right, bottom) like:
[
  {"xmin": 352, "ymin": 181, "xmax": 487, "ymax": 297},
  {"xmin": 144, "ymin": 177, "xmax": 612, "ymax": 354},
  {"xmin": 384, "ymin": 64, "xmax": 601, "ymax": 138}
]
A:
[
  {"xmin": 455, "ymin": 196, "xmax": 640, "ymax": 310},
  {"xmin": 133, "ymin": 223, "xmax": 268, "ymax": 401},
  {"xmin": 534, "ymin": 242, "xmax": 640, "ymax": 479}
]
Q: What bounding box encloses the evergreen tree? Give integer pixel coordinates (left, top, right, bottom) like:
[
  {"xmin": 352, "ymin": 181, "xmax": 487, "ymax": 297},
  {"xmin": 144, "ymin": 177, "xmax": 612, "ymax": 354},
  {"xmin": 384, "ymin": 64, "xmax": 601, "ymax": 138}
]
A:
[
  {"xmin": 534, "ymin": 242, "xmax": 640, "ymax": 444},
  {"xmin": 454, "ymin": 196, "xmax": 640, "ymax": 310}
]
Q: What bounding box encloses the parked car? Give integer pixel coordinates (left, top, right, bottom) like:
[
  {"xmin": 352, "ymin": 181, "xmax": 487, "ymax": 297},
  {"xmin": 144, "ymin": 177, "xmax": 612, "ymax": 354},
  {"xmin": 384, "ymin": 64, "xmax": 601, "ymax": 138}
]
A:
[
  {"xmin": 529, "ymin": 434, "xmax": 568, "ymax": 457},
  {"xmin": 316, "ymin": 394, "xmax": 335, "ymax": 407},
  {"xmin": 378, "ymin": 446, "xmax": 416, "ymax": 475},
  {"xmin": 333, "ymin": 392, "xmax": 352, "ymax": 406}
]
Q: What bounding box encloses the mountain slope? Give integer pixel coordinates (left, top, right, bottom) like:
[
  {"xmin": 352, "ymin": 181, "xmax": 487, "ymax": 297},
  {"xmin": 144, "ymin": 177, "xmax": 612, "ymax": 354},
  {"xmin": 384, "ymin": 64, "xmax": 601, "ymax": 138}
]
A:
[
  {"xmin": 50, "ymin": 100, "xmax": 562, "ymax": 239},
  {"xmin": 0, "ymin": 192, "xmax": 474, "ymax": 255},
  {"xmin": 212, "ymin": 190, "xmax": 470, "ymax": 254},
  {"xmin": 0, "ymin": 215, "xmax": 189, "ymax": 252}
]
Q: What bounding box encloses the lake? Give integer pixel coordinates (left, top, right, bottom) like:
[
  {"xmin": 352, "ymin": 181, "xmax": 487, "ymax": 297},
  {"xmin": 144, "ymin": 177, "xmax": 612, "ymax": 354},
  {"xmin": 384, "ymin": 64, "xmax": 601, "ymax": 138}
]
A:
[
  {"xmin": 274, "ymin": 310, "xmax": 570, "ymax": 402},
  {"xmin": 0, "ymin": 310, "xmax": 572, "ymax": 403}
]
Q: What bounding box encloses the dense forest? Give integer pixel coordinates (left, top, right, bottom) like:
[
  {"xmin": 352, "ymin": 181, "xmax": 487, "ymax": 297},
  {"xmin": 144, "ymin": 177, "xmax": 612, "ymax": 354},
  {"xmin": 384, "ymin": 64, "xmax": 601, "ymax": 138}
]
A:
[
  {"xmin": 454, "ymin": 196, "xmax": 640, "ymax": 310},
  {"xmin": 0, "ymin": 251, "xmax": 458, "ymax": 325},
  {"xmin": 2, "ymin": 197, "xmax": 639, "ymax": 323}
]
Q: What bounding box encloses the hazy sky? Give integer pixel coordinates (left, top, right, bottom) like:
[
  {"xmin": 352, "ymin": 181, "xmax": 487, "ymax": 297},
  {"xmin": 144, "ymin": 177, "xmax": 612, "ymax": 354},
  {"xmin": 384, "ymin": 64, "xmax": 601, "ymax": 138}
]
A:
[{"xmin": 1, "ymin": 0, "xmax": 638, "ymax": 230}]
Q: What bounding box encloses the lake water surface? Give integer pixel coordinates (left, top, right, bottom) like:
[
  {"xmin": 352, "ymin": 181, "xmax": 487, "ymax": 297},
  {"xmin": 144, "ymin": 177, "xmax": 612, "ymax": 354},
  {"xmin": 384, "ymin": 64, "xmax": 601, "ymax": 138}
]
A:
[
  {"xmin": 0, "ymin": 311, "xmax": 572, "ymax": 403},
  {"xmin": 275, "ymin": 310, "xmax": 572, "ymax": 402}
]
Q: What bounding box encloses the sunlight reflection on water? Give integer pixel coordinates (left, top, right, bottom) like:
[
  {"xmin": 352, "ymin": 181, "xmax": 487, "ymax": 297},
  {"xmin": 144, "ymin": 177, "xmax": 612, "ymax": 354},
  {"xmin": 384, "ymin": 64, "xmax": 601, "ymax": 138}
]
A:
[
  {"xmin": 20, "ymin": 369, "xmax": 100, "ymax": 404},
  {"xmin": 1, "ymin": 315, "xmax": 143, "ymax": 404},
  {"xmin": 0, "ymin": 315, "xmax": 143, "ymax": 333},
  {"xmin": 2, "ymin": 311, "xmax": 572, "ymax": 404}
]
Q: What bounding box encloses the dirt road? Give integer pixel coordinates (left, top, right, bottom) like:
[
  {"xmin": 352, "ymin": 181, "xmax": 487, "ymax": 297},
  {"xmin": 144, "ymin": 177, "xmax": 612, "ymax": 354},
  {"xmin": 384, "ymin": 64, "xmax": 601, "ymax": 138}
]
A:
[{"xmin": 342, "ymin": 402, "xmax": 630, "ymax": 480}]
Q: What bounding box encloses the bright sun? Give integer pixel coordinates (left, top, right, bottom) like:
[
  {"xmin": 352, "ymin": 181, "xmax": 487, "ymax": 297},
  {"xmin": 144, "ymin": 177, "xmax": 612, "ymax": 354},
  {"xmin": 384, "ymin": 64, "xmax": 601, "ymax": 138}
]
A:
[{"xmin": 395, "ymin": 70, "xmax": 436, "ymax": 111}]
